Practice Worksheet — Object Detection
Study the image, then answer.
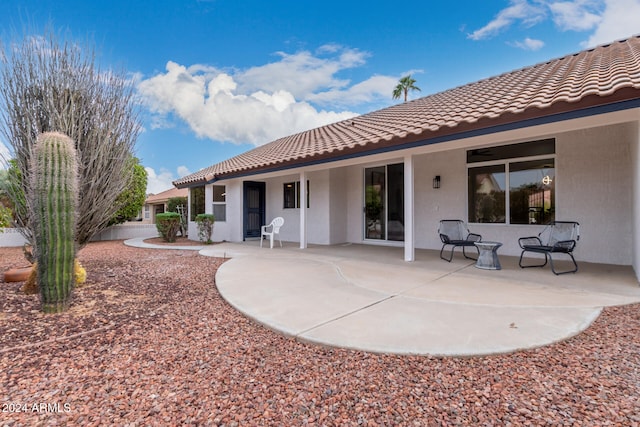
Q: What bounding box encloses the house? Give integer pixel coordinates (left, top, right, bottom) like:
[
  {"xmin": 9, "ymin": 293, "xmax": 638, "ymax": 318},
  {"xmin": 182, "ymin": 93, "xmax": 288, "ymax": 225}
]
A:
[
  {"xmin": 174, "ymin": 36, "xmax": 640, "ymax": 280},
  {"xmin": 141, "ymin": 187, "xmax": 188, "ymax": 224}
]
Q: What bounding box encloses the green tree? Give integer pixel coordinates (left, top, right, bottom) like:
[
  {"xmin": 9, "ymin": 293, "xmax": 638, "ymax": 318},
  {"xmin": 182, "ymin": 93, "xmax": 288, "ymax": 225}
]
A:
[
  {"xmin": 109, "ymin": 157, "xmax": 148, "ymax": 225},
  {"xmin": 0, "ymin": 168, "xmax": 11, "ymax": 209},
  {"xmin": 0, "ymin": 205, "xmax": 11, "ymax": 229},
  {"xmin": 0, "ymin": 169, "xmax": 13, "ymax": 229},
  {"xmin": 167, "ymin": 196, "xmax": 188, "ymax": 213},
  {"xmin": 3, "ymin": 160, "xmax": 26, "ymax": 223},
  {"xmin": 392, "ymin": 75, "xmax": 421, "ymax": 102},
  {"xmin": 0, "ymin": 29, "xmax": 141, "ymax": 248}
]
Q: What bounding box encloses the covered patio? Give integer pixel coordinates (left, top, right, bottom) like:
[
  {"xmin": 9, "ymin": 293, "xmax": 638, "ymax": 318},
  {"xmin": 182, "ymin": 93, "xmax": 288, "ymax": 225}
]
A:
[
  {"xmin": 176, "ymin": 37, "xmax": 640, "ymax": 280},
  {"xmin": 202, "ymin": 240, "xmax": 640, "ymax": 356}
]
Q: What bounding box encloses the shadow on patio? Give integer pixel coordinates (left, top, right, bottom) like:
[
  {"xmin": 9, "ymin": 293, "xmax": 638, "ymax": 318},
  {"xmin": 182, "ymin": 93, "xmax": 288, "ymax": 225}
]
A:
[{"xmin": 202, "ymin": 241, "xmax": 640, "ymax": 357}]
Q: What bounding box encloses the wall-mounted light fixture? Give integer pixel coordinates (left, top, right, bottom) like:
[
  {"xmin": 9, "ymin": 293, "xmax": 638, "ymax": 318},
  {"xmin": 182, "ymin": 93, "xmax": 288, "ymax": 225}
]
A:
[{"xmin": 433, "ymin": 175, "xmax": 441, "ymax": 189}]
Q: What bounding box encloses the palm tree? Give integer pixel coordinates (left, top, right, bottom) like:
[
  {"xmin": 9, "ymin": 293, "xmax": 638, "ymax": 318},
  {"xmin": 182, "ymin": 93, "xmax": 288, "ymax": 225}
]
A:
[{"xmin": 392, "ymin": 75, "xmax": 421, "ymax": 102}]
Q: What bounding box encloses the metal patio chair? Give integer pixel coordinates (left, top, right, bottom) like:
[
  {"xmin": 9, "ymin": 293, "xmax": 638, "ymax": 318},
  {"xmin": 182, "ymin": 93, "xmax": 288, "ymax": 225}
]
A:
[
  {"xmin": 260, "ymin": 217, "xmax": 284, "ymax": 248},
  {"xmin": 518, "ymin": 221, "xmax": 580, "ymax": 275},
  {"xmin": 438, "ymin": 220, "xmax": 482, "ymax": 262}
]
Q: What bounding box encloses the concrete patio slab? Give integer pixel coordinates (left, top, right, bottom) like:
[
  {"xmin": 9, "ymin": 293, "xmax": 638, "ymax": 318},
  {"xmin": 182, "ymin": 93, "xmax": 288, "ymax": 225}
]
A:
[
  {"xmin": 129, "ymin": 238, "xmax": 640, "ymax": 356},
  {"xmin": 215, "ymin": 256, "xmax": 389, "ymax": 335},
  {"xmin": 300, "ymin": 297, "xmax": 601, "ymax": 356},
  {"xmin": 203, "ymin": 241, "xmax": 640, "ymax": 356}
]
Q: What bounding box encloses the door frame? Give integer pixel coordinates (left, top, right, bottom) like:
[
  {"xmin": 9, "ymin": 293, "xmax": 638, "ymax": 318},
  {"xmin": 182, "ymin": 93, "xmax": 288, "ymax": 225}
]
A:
[
  {"xmin": 243, "ymin": 181, "xmax": 266, "ymax": 239},
  {"xmin": 363, "ymin": 163, "xmax": 404, "ymax": 242}
]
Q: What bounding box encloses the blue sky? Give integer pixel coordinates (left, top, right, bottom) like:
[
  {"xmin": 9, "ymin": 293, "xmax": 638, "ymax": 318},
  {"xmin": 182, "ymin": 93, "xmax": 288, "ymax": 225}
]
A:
[{"xmin": 1, "ymin": 0, "xmax": 639, "ymax": 193}]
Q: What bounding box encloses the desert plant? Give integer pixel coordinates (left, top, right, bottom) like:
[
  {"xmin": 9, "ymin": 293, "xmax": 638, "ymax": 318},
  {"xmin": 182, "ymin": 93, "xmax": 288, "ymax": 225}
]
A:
[
  {"xmin": 0, "ymin": 29, "xmax": 140, "ymax": 248},
  {"xmin": 30, "ymin": 132, "xmax": 78, "ymax": 313},
  {"xmin": 21, "ymin": 259, "xmax": 87, "ymax": 296},
  {"xmin": 156, "ymin": 212, "xmax": 181, "ymax": 242},
  {"xmin": 74, "ymin": 259, "xmax": 87, "ymax": 285},
  {"xmin": 195, "ymin": 213, "xmax": 215, "ymax": 244}
]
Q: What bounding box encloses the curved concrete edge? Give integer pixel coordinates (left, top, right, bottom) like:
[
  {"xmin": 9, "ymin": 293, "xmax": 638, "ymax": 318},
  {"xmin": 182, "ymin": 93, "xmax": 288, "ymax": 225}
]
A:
[
  {"xmin": 124, "ymin": 237, "xmax": 205, "ymax": 251},
  {"xmin": 213, "ymin": 252, "xmax": 610, "ymax": 357},
  {"xmin": 199, "ymin": 247, "xmax": 251, "ymax": 258},
  {"xmin": 298, "ymin": 301, "xmax": 602, "ymax": 357}
]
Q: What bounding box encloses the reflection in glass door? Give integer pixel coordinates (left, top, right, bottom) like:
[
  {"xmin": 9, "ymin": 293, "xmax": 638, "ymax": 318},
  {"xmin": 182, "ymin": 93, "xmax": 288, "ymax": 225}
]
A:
[
  {"xmin": 365, "ymin": 167, "xmax": 385, "ymax": 240},
  {"xmin": 364, "ymin": 164, "xmax": 404, "ymax": 241}
]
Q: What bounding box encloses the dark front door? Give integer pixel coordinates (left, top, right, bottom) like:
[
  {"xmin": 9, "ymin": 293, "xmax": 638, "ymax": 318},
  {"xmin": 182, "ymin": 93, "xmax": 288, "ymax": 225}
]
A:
[{"xmin": 243, "ymin": 181, "xmax": 265, "ymax": 239}]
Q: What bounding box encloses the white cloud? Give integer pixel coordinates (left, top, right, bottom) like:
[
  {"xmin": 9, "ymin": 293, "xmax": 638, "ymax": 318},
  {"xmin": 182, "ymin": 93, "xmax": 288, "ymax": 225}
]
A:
[
  {"xmin": 176, "ymin": 165, "xmax": 191, "ymax": 177},
  {"xmin": 237, "ymin": 45, "xmax": 368, "ymax": 100},
  {"xmin": 470, "ymin": 1, "xmax": 639, "ymax": 49},
  {"xmin": 137, "ymin": 46, "xmax": 398, "ymax": 146},
  {"xmin": 145, "ymin": 166, "xmax": 183, "ymax": 194},
  {"xmin": 549, "ymin": 0, "xmax": 603, "ymax": 31},
  {"xmin": 468, "ymin": 0, "xmax": 547, "ymax": 40},
  {"xmin": 510, "ymin": 37, "xmax": 546, "ymax": 50},
  {"xmin": 583, "ymin": 0, "xmax": 640, "ymax": 47},
  {"xmin": 306, "ymin": 74, "xmax": 406, "ymax": 107}
]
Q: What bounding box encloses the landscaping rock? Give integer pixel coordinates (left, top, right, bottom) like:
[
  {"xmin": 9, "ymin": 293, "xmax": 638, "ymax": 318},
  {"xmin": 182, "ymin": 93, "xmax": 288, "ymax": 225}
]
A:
[{"xmin": 1, "ymin": 241, "xmax": 639, "ymax": 425}]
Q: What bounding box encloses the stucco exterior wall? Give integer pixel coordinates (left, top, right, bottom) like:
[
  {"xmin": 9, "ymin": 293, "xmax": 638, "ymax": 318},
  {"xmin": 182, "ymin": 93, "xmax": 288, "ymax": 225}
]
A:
[
  {"xmin": 334, "ymin": 122, "xmax": 636, "ymax": 265},
  {"xmin": 194, "ymin": 118, "xmax": 638, "ymax": 267},
  {"xmin": 329, "ymin": 167, "xmax": 348, "ymax": 245},
  {"xmin": 186, "ymin": 180, "xmax": 242, "ymax": 243},
  {"xmin": 226, "ymin": 180, "xmax": 245, "ymax": 242},
  {"xmin": 414, "ymin": 150, "xmax": 467, "ymax": 250},
  {"xmin": 557, "ymin": 123, "xmax": 634, "ymax": 264},
  {"xmin": 260, "ymin": 171, "xmax": 332, "ymax": 245},
  {"xmin": 345, "ymin": 165, "xmax": 363, "ymax": 243},
  {"xmin": 203, "ymin": 180, "xmax": 242, "ymax": 243}
]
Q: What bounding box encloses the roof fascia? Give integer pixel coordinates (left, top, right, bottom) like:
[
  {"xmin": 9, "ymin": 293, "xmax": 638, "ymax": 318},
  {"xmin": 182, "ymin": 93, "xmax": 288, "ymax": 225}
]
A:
[{"xmin": 194, "ymin": 97, "xmax": 640, "ymax": 186}]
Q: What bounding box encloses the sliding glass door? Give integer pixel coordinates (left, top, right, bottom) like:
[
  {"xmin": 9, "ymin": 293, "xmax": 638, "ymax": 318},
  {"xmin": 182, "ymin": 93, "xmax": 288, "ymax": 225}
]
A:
[{"xmin": 364, "ymin": 164, "xmax": 404, "ymax": 241}]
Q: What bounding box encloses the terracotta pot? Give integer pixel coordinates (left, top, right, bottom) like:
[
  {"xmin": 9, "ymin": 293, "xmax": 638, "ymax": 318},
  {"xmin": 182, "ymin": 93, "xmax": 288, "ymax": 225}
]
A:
[{"xmin": 4, "ymin": 266, "xmax": 33, "ymax": 283}]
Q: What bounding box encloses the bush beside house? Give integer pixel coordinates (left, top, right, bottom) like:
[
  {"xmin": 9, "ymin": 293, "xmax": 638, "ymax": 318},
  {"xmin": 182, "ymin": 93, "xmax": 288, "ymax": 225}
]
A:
[{"xmin": 156, "ymin": 212, "xmax": 181, "ymax": 242}]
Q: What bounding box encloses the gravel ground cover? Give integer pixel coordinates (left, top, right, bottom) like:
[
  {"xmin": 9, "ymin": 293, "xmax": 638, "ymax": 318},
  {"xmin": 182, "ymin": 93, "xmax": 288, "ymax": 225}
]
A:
[{"xmin": 1, "ymin": 240, "xmax": 640, "ymax": 426}]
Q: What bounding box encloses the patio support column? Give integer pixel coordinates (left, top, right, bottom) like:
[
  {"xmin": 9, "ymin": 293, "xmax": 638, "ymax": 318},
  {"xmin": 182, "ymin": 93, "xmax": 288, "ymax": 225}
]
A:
[
  {"xmin": 300, "ymin": 170, "xmax": 308, "ymax": 249},
  {"xmin": 404, "ymin": 154, "xmax": 415, "ymax": 261}
]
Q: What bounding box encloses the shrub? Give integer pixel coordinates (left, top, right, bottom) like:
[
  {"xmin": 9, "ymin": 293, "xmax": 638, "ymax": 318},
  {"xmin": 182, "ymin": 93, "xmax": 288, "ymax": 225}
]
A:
[
  {"xmin": 168, "ymin": 197, "xmax": 188, "ymax": 237},
  {"xmin": 0, "ymin": 204, "xmax": 11, "ymax": 230},
  {"xmin": 156, "ymin": 212, "xmax": 181, "ymax": 242},
  {"xmin": 195, "ymin": 213, "xmax": 215, "ymax": 244},
  {"xmin": 22, "ymin": 260, "xmax": 87, "ymax": 295}
]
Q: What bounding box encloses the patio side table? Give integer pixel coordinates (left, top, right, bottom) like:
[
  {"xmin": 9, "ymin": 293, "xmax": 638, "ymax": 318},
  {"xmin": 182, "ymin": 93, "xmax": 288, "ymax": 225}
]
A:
[{"xmin": 474, "ymin": 241, "xmax": 503, "ymax": 270}]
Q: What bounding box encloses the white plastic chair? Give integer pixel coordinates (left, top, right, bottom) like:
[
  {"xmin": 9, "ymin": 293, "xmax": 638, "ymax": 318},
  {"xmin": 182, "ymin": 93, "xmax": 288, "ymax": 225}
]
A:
[{"xmin": 260, "ymin": 217, "xmax": 284, "ymax": 248}]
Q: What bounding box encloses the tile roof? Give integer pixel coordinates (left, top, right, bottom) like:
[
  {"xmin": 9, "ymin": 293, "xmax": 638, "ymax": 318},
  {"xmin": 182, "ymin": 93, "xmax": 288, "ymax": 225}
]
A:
[
  {"xmin": 175, "ymin": 36, "xmax": 640, "ymax": 188},
  {"xmin": 145, "ymin": 187, "xmax": 188, "ymax": 203}
]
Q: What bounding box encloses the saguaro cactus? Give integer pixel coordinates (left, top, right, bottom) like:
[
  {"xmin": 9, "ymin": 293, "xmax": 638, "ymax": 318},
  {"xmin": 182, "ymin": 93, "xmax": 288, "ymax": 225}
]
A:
[{"xmin": 31, "ymin": 132, "xmax": 78, "ymax": 313}]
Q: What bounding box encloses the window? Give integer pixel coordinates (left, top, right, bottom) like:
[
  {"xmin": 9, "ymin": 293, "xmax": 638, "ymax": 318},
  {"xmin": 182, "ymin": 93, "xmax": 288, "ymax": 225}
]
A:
[
  {"xmin": 509, "ymin": 159, "xmax": 555, "ymax": 224},
  {"xmin": 468, "ymin": 139, "xmax": 555, "ymax": 225},
  {"xmin": 144, "ymin": 205, "xmax": 150, "ymax": 220},
  {"xmin": 468, "ymin": 165, "xmax": 506, "ymax": 223},
  {"xmin": 283, "ymin": 181, "xmax": 309, "ymax": 209},
  {"xmin": 212, "ymin": 185, "xmax": 226, "ymax": 222},
  {"xmin": 190, "ymin": 186, "xmax": 205, "ymax": 221}
]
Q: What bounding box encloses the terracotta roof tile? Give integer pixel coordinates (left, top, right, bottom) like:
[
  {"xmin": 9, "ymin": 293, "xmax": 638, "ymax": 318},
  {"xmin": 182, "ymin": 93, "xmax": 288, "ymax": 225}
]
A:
[
  {"xmin": 145, "ymin": 187, "xmax": 188, "ymax": 203},
  {"xmin": 175, "ymin": 36, "xmax": 640, "ymax": 187}
]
